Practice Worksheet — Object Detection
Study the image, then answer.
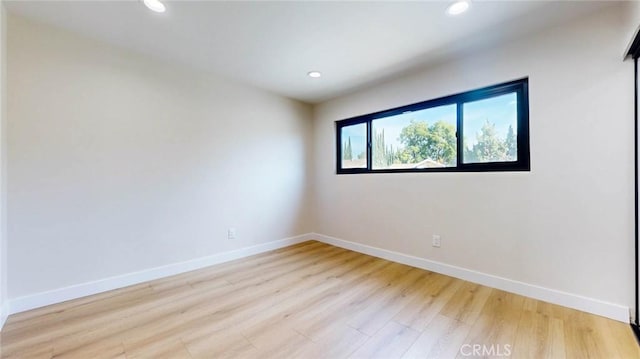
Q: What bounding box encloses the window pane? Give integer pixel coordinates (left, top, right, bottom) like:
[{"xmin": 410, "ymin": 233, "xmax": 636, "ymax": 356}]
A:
[
  {"xmin": 372, "ymin": 104, "xmax": 457, "ymax": 170},
  {"xmin": 340, "ymin": 123, "xmax": 367, "ymax": 169},
  {"xmin": 463, "ymin": 93, "xmax": 518, "ymax": 164}
]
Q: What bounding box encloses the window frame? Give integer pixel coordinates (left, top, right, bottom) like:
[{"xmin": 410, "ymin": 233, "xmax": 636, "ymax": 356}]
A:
[{"xmin": 335, "ymin": 78, "xmax": 530, "ymax": 174}]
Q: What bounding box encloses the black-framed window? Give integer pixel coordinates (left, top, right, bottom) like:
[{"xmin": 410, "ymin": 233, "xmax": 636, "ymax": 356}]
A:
[{"xmin": 336, "ymin": 78, "xmax": 530, "ymax": 174}]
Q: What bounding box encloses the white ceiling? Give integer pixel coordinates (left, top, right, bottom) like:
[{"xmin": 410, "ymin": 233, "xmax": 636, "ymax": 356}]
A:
[{"xmin": 5, "ymin": 0, "xmax": 613, "ymax": 104}]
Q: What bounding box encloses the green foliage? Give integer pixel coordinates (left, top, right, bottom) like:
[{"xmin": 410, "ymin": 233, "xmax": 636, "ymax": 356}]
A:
[
  {"xmin": 398, "ymin": 120, "xmax": 456, "ymax": 166},
  {"xmin": 463, "ymin": 136, "xmax": 478, "ymax": 163},
  {"xmin": 354, "ymin": 117, "xmax": 515, "ymax": 168},
  {"xmin": 373, "ymin": 129, "xmax": 399, "ymax": 167},
  {"xmin": 505, "ymin": 124, "xmax": 517, "ymax": 160},
  {"xmin": 342, "ymin": 136, "xmax": 353, "ymax": 161},
  {"xmin": 463, "ymin": 121, "xmax": 517, "ymax": 163},
  {"xmin": 472, "ymin": 120, "xmax": 506, "ymax": 162}
]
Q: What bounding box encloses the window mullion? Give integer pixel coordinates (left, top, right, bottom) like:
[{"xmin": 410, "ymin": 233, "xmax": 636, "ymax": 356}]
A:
[
  {"xmin": 366, "ymin": 120, "xmax": 373, "ymax": 171},
  {"xmin": 456, "ymin": 102, "xmax": 464, "ymax": 168}
]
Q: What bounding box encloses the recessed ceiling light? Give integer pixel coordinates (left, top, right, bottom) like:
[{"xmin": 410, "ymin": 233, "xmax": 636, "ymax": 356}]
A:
[
  {"xmin": 446, "ymin": 1, "xmax": 470, "ymax": 16},
  {"xmin": 308, "ymin": 71, "xmax": 322, "ymax": 78},
  {"xmin": 143, "ymin": 0, "xmax": 166, "ymax": 13}
]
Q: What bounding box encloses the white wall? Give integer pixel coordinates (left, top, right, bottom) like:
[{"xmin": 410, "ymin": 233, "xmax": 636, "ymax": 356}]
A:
[
  {"xmin": 5, "ymin": 2, "xmax": 640, "ymax": 321},
  {"xmin": 314, "ymin": 4, "xmax": 636, "ymax": 311},
  {"xmin": 625, "ymin": 0, "xmax": 640, "ymax": 324},
  {"xmin": 0, "ymin": 1, "xmax": 7, "ymax": 327},
  {"xmin": 7, "ymin": 15, "xmax": 313, "ymax": 299}
]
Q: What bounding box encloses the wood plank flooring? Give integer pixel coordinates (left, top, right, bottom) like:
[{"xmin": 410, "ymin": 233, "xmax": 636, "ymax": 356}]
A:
[{"xmin": 1, "ymin": 241, "xmax": 638, "ymax": 358}]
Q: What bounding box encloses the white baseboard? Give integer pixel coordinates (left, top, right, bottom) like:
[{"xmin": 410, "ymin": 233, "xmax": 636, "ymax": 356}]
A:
[
  {"xmin": 4, "ymin": 232, "xmax": 629, "ymax": 327},
  {"xmin": 312, "ymin": 233, "xmax": 630, "ymax": 323},
  {"xmin": 0, "ymin": 301, "xmax": 8, "ymax": 330},
  {"xmin": 7, "ymin": 234, "xmax": 314, "ymax": 316}
]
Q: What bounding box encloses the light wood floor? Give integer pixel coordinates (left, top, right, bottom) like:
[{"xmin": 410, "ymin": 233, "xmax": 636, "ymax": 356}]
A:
[{"xmin": 1, "ymin": 241, "xmax": 638, "ymax": 359}]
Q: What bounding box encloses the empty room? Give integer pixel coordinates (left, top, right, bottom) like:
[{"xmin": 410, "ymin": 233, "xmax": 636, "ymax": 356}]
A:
[{"xmin": 1, "ymin": 0, "xmax": 640, "ymax": 358}]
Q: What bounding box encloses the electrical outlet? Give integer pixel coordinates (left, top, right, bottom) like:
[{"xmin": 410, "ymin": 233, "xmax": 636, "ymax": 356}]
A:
[
  {"xmin": 432, "ymin": 234, "xmax": 441, "ymax": 248},
  {"xmin": 228, "ymin": 228, "xmax": 237, "ymax": 240}
]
